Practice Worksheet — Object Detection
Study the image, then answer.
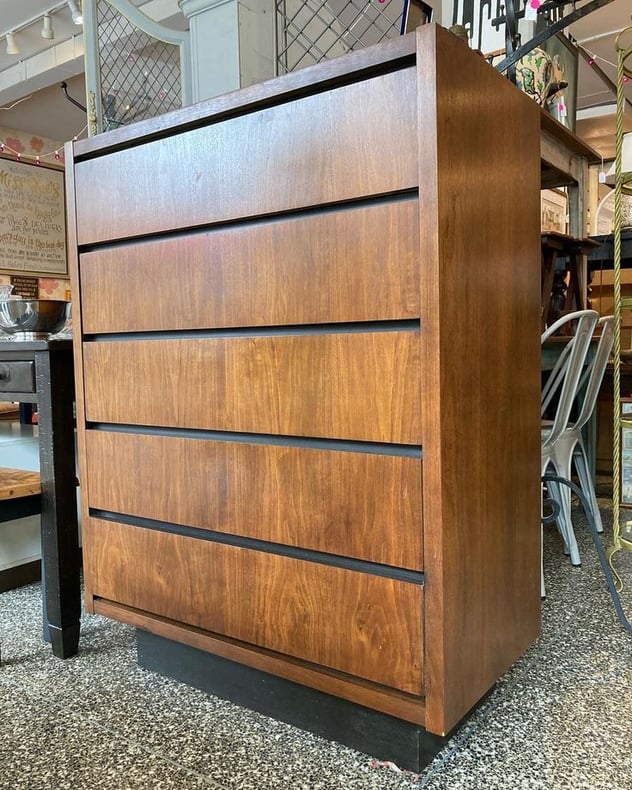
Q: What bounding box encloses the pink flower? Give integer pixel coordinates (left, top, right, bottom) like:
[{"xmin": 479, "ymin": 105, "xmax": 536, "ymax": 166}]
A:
[
  {"xmin": 6, "ymin": 137, "xmax": 25, "ymax": 153},
  {"xmin": 30, "ymin": 137, "xmax": 44, "ymax": 153},
  {"xmin": 39, "ymin": 278, "xmax": 58, "ymax": 296}
]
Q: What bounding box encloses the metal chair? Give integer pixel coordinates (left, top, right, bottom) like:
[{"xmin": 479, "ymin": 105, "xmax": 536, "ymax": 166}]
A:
[
  {"xmin": 548, "ymin": 315, "xmax": 615, "ymax": 560},
  {"xmin": 541, "ymin": 309, "xmax": 599, "ymax": 593}
]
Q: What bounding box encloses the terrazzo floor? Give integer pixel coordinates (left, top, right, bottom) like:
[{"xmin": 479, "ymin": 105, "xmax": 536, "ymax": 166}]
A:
[{"xmin": 1, "ymin": 506, "xmax": 632, "ymax": 789}]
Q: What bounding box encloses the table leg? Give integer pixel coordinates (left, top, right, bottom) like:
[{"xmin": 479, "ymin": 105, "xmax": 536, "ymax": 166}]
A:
[
  {"xmin": 541, "ymin": 249, "xmax": 558, "ymax": 330},
  {"xmin": 35, "ymin": 348, "xmax": 81, "ymax": 658}
]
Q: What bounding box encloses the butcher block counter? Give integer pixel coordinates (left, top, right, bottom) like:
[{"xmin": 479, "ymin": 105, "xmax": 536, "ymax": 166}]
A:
[{"xmin": 65, "ymin": 25, "xmax": 541, "ymax": 770}]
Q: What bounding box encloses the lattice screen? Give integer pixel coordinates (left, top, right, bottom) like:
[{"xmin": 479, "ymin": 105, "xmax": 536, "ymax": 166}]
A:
[
  {"xmin": 95, "ymin": 0, "xmax": 183, "ymax": 131},
  {"xmin": 275, "ymin": 0, "xmax": 404, "ymax": 74}
]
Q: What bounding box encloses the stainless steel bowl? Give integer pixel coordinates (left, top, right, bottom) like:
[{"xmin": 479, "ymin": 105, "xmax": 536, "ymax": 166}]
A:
[{"xmin": 0, "ymin": 299, "xmax": 71, "ymax": 340}]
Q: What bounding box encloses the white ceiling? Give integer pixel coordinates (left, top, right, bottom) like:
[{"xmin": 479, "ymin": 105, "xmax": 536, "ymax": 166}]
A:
[
  {"xmin": 569, "ymin": 0, "xmax": 632, "ymax": 158},
  {"xmin": 0, "ymin": 1, "xmax": 630, "ymax": 156},
  {"xmin": 0, "ymin": 0, "xmax": 183, "ymax": 143}
]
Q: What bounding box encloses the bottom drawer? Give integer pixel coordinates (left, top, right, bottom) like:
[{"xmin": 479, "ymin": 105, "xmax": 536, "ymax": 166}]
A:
[{"xmin": 86, "ymin": 518, "xmax": 424, "ymax": 695}]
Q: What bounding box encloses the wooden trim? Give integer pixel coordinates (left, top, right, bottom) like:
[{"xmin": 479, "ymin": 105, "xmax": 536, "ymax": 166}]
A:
[
  {"xmin": 71, "ymin": 35, "xmax": 417, "ymax": 159},
  {"xmin": 93, "ymin": 597, "xmax": 426, "ymax": 725}
]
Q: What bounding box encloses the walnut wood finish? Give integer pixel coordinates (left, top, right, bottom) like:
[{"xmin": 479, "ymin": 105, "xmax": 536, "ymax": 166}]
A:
[
  {"xmin": 67, "ymin": 25, "xmax": 542, "ymax": 739},
  {"xmin": 73, "ymin": 68, "xmax": 417, "ymax": 246},
  {"xmin": 415, "ymin": 28, "xmax": 541, "ymax": 734},
  {"xmin": 85, "ymin": 430, "xmax": 423, "ymax": 569},
  {"xmin": 79, "ymin": 199, "xmax": 419, "ymax": 333},
  {"xmin": 0, "ymin": 468, "xmax": 40, "ymax": 499},
  {"xmin": 82, "ymin": 332, "xmax": 421, "ymax": 444},
  {"xmin": 94, "ymin": 597, "xmax": 426, "ymax": 725},
  {"xmin": 89, "ymin": 518, "xmax": 423, "ymax": 694}
]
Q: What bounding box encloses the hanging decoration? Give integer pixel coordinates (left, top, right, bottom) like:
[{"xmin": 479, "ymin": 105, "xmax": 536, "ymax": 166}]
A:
[
  {"xmin": 609, "ymin": 24, "xmax": 632, "ymax": 590},
  {"xmin": 0, "ymin": 126, "xmax": 87, "ymax": 165}
]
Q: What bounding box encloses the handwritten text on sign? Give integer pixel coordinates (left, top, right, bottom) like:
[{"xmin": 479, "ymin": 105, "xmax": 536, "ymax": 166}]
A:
[{"xmin": 0, "ymin": 159, "xmax": 66, "ymax": 276}]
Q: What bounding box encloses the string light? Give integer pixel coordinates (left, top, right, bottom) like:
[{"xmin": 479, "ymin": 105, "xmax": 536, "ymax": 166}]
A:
[
  {"xmin": 581, "ymin": 45, "xmax": 632, "ymax": 87},
  {"xmin": 0, "ymin": 125, "xmax": 88, "ymax": 164},
  {"xmin": 582, "ymin": 46, "xmax": 619, "ymax": 71}
]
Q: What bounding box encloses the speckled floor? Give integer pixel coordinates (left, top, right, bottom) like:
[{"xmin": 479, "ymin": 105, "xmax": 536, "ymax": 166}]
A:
[{"xmin": 1, "ymin": 505, "xmax": 632, "ymax": 790}]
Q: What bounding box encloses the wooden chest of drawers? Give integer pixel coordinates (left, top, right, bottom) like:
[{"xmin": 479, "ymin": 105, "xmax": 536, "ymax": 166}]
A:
[{"xmin": 66, "ymin": 25, "xmax": 541, "ymax": 746}]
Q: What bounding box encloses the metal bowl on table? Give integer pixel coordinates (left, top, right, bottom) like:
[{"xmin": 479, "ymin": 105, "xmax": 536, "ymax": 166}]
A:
[{"xmin": 0, "ymin": 299, "xmax": 71, "ymax": 340}]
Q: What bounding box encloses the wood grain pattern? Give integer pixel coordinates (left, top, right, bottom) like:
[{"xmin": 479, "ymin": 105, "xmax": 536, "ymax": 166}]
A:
[
  {"xmin": 79, "ymin": 200, "xmax": 420, "ymax": 333},
  {"xmin": 67, "ymin": 24, "xmax": 544, "ymax": 739},
  {"xmin": 95, "ymin": 597, "xmax": 426, "ymax": 724},
  {"xmin": 415, "ymin": 26, "xmax": 542, "ymax": 735},
  {"xmin": 74, "ymin": 68, "xmax": 417, "ymax": 246},
  {"xmin": 0, "ymin": 468, "xmax": 40, "ymax": 500},
  {"xmin": 74, "ymin": 35, "xmax": 417, "ymax": 159},
  {"xmin": 89, "ymin": 518, "xmax": 424, "ymax": 694},
  {"xmin": 85, "ymin": 430, "xmax": 422, "ymax": 569},
  {"xmin": 82, "ymin": 331, "xmax": 421, "ymax": 444}
]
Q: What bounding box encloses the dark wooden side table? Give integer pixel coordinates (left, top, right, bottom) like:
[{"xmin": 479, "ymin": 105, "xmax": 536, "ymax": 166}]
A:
[
  {"xmin": 541, "ymin": 232, "xmax": 600, "ymax": 330},
  {"xmin": 586, "ymin": 230, "xmax": 632, "ymax": 272},
  {"xmin": 0, "ymin": 337, "xmax": 80, "ymax": 658}
]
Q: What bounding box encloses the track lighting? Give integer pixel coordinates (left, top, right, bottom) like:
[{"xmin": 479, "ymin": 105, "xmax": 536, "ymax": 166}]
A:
[
  {"xmin": 5, "ymin": 32, "xmax": 19, "ymax": 56},
  {"xmin": 67, "ymin": 1, "xmax": 83, "ymax": 26},
  {"xmin": 41, "ymin": 14, "xmax": 54, "ymax": 40}
]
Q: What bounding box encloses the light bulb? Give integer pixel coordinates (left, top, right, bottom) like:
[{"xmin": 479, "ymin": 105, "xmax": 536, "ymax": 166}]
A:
[
  {"xmin": 41, "ymin": 14, "xmax": 54, "ymax": 40},
  {"xmin": 5, "ymin": 32, "xmax": 19, "ymax": 56},
  {"xmin": 67, "ymin": 0, "xmax": 83, "ymax": 25}
]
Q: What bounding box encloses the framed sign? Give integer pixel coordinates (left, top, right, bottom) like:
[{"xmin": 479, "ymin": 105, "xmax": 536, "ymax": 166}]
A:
[
  {"xmin": 541, "ymin": 188, "xmax": 568, "ymax": 234},
  {"xmin": 0, "ymin": 158, "xmax": 67, "ymax": 277}
]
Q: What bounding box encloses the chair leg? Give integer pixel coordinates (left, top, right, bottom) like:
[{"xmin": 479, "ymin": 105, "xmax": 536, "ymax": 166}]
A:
[
  {"xmin": 573, "ymin": 443, "xmax": 604, "ymax": 534},
  {"xmin": 545, "ymin": 477, "xmax": 581, "ymax": 565},
  {"xmin": 549, "ymin": 449, "xmax": 583, "ymax": 566},
  {"xmin": 541, "ymin": 482, "xmax": 546, "ymax": 598}
]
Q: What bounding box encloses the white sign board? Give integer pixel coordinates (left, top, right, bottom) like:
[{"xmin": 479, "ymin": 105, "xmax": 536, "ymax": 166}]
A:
[{"xmin": 0, "ymin": 158, "xmax": 67, "ymax": 277}]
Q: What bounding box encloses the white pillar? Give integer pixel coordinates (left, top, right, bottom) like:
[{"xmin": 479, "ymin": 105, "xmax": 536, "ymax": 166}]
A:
[{"xmin": 179, "ymin": 0, "xmax": 275, "ymax": 103}]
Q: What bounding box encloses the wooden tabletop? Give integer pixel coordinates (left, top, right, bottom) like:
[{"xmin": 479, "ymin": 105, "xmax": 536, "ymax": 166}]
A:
[
  {"xmin": 541, "ymin": 231, "xmax": 601, "ymax": 252},
  {"xmin": 0, "ymin": 467, "xmax": 41, "ymax": 500}
]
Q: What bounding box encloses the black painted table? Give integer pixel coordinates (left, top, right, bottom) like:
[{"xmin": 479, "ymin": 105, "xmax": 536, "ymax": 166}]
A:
[
  {"xmin": 587, "ymin": 230, "xmax": 632, "ymax": 271},
  {"xmin": 0, "ymin": 337, "xmax": 80, "ymax": 658}
]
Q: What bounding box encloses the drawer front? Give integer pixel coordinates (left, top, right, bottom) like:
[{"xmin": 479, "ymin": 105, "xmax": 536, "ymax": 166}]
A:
[
  {"xmin": 79, "ymin": 199, "xmax": 420, "ymax": 333},
  {"xmin": 74, "ymin": 67, "xmax": 417, "ymax": 245},
  {"xmin": 87, "ymin": 518, "xmax": 424, "ymax": 695},
  {"xmin": 0, "ymin": 361, "xmax": 35, "ymax": 393},
  {"xmin": 85, "ymin": 430, "xmax": 423, "ymax": 570},
  {"xmin": 82, "ymin": 331, "xmax": 421, "ymax": 444}
]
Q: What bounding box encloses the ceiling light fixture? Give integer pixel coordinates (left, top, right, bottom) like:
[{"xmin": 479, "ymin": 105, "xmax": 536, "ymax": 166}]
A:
[
  {"xmin": 41, "ymin": 13, "xmax": 54, "ymax": 40},
  {"xmin": 5, "ymin": 32, "xmax": 19, "ymax": 56},
  {"xmin": 67, "ymin": 1, "xmax": 83, "ymax": 26}
]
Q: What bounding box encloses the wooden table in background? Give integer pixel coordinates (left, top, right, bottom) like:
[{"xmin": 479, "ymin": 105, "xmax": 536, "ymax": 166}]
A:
[
  {"xmin": 0, "ymin": 337, "xmax": 80, "ymax": 658},
  {"xmin": 541, "ymin": 232, "xmax": 600, "ymax": 330}
]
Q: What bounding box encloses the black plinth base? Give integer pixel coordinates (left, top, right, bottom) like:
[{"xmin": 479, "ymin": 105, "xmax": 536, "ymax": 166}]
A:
[{"xmin": 136, "ymin": 629, "xmax": 451, "ymax": 772}]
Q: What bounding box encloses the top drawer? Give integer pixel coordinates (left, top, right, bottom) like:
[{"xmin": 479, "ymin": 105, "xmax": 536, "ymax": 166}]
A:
[
  {"xmin": 0, "ymin": 361, "xmax": 35, "ymax": 393},
  {"xmin": 73, "ymin": 67, "xmax": 418, "ymax": 245}
]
